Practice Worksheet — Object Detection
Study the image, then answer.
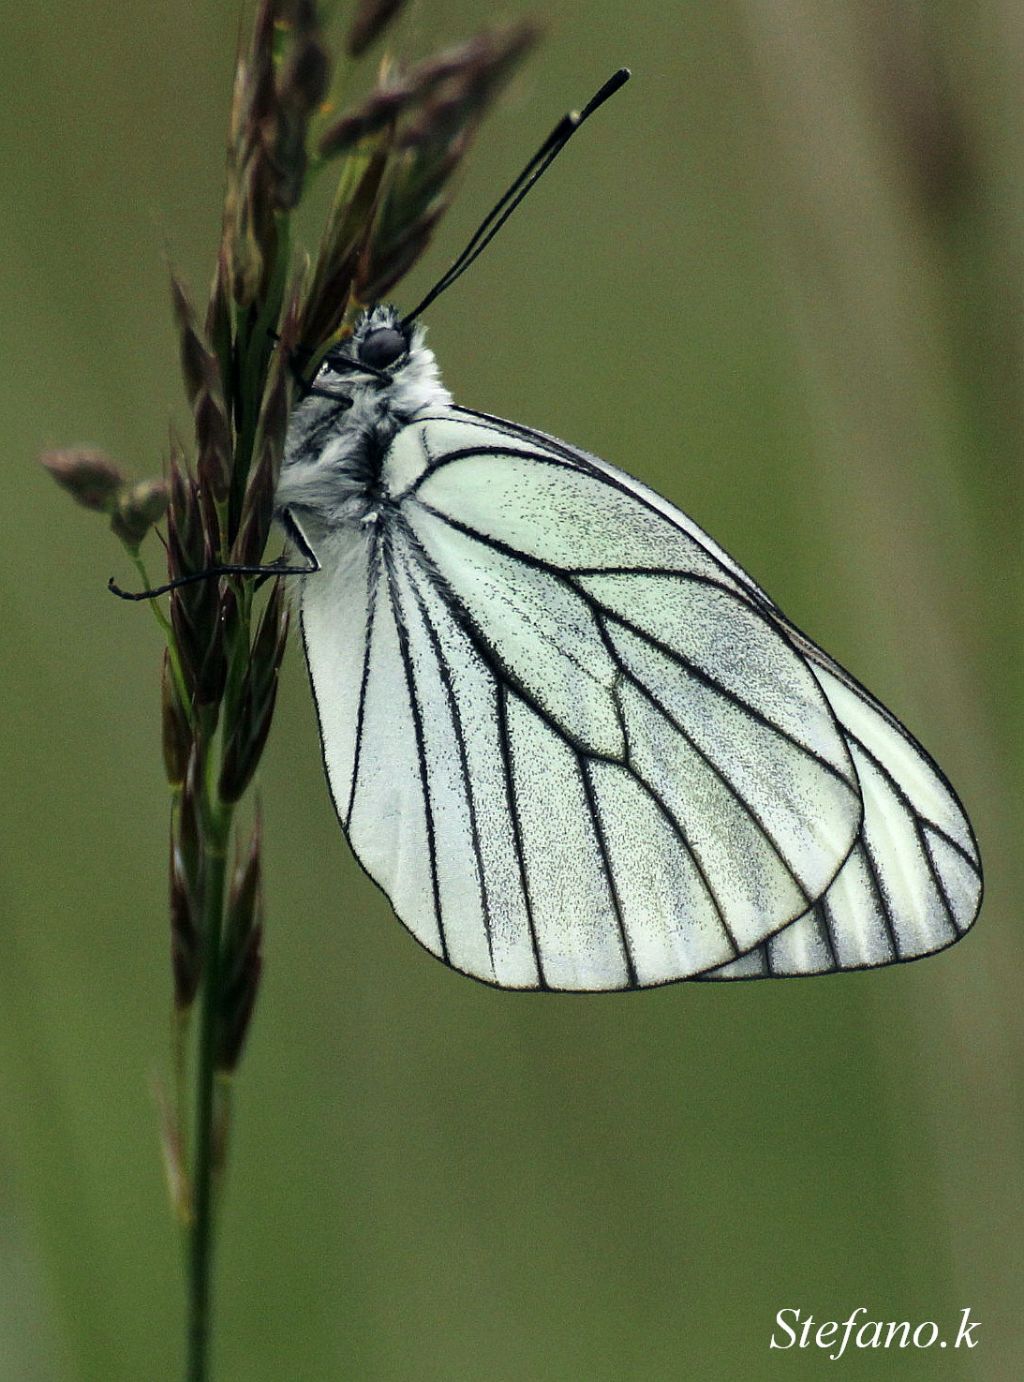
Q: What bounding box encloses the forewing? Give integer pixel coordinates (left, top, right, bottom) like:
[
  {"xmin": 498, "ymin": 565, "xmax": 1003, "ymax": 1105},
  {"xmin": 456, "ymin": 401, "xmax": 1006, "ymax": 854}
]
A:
[{"xmin": 304, "ymin": 411, "xmax": 862, "ymax": 989}]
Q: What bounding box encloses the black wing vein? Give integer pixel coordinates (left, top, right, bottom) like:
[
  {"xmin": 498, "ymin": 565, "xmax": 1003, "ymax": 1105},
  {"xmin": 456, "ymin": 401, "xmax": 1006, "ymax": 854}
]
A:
[
  {"xmin": 578, "ymin": 755, "xmax": 639, "ymax": 989},
  {"xmin": 843, "ymin": 726, "xmax": 979, "ymax": 874},
  {"xmin": 615, "ymin": 703, "xmax": 741, "ymax": 959},
  {"xmin": 814, "ymin": 897, "xmax": 841, "ymax": 968},
  {"xmin": 399, "ymin": 548, "xmax": 496, "ymax": 971},
  {"xmin": 495, "ymin": 684, "xmax": 547, "ymax": 988},
  {"xmin": 343, "ymin": 527, "xmax": 380, "ymax": 828},
  {"xmin": 384, "ymin": 549, "xmax": 448, "ymax": 965}
]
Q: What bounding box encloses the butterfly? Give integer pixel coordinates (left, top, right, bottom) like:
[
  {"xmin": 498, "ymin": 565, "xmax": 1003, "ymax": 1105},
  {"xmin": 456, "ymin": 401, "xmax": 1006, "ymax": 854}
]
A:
[{"xmin": 270, "ymin": 71, "xmax": 982, "ymax": 992}]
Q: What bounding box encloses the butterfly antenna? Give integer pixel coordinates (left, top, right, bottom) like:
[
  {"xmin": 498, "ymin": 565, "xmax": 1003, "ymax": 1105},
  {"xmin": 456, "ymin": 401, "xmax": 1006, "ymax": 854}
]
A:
[{"xmin": 402, "ymin": 67, "xmax": 630, "ymax": 326}]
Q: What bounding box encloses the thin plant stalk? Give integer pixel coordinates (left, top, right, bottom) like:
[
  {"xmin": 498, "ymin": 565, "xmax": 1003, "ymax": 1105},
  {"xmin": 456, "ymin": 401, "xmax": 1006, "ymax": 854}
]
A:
[
  {"xmin": 42, "ymin": 4, "xmax": 539, "ymax": 1377},
  {"xmin": 187, "ymin": 801, "xmax": 231, "ymax": 1382}
]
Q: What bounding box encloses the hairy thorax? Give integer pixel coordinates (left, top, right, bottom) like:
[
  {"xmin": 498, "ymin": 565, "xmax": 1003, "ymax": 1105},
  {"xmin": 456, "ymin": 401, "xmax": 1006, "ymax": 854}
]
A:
[{"xmin": 274, "ymin": 307, "xmax": 452, "ymax": 543}]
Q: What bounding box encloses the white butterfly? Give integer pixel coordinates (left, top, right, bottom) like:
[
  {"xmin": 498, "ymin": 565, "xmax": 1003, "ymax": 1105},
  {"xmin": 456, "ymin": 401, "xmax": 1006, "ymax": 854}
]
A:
[{"xmin": 274, "ymin": 302, "xmax": 982, "ymax": 991}]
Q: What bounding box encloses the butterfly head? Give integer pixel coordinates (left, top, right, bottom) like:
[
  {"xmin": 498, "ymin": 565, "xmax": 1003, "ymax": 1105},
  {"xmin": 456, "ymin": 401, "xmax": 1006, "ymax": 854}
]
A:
[
  {"xmin": 278, "ymin": 304, "xmax": 451, "ymax": 523},
  {"xmin": 298, "ymin": 304, "xmax": 449, "ymax": 418}
]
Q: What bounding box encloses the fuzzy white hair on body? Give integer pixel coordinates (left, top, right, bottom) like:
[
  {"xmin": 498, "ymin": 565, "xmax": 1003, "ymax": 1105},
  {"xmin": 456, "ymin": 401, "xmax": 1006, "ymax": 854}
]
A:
[{"xmin": 275, "ymin": 304, "xmax": 450, "ymax": 543}]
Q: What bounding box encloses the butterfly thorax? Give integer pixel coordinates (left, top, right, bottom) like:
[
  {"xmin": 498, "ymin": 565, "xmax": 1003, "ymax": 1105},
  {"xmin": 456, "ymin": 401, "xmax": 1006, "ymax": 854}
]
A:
[{"xmin": 275, "ymin": 305, "xmax": 451, "ymax": 540}]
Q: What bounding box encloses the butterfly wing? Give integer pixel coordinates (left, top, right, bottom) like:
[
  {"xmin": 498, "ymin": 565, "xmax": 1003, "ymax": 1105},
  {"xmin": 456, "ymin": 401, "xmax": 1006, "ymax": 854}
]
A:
[
  {"xmin": 449, "ymin": 408, "xmax": 983, "ymax": 980},
  {"xmin": 300, "ymin": 408, "xmax": 876, "ymax": 989}
]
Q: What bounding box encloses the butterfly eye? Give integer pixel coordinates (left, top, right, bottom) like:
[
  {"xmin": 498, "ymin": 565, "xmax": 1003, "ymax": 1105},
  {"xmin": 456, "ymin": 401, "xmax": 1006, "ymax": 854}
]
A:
[{"xmin": 358, "ymin": 328, "xmax": 406, "ymax": 370}]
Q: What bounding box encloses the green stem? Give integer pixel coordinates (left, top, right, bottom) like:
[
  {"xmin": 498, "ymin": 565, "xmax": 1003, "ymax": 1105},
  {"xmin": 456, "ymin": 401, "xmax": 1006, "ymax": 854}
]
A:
[
  {"xmin": 130, "ymin": 552, "xmax": 191, "ymax": 714},
  {"xmin": 172, "ymin": 1004, "xmax": 190, "ymax": 1191},
  {"xmin": 186, "ymin": 797, "xmax": 231, "ymax": 1382}
]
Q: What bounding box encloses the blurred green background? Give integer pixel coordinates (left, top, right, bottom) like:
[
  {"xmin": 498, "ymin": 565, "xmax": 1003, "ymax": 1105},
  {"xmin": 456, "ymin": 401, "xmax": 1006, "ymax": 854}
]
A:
[{"xmin": 1, "ymin": 1, "xmax": 1020, "ymax": 1378}]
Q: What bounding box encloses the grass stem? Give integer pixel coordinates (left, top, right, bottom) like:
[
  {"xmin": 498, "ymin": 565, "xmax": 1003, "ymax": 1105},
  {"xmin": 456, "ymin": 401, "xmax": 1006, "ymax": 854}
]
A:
[{"xmin": 186, "ymin": 802, "xmax": 231, "ymax": 1382}]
